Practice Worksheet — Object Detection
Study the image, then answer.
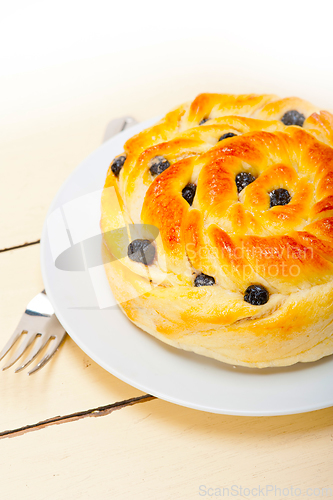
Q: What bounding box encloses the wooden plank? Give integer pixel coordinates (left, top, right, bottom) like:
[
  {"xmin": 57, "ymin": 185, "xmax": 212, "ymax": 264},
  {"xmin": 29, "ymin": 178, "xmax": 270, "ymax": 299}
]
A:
[
  {"xmin": 0, "ymin": 244, "xmax": 144, "ymax": 431},
  {"xmin": 0, "ymin": 399, "xmax": 332, "ymax": 499},
  {"xmin": 0, "ymin": 109, "xmax": 109, "ymax": 250}
]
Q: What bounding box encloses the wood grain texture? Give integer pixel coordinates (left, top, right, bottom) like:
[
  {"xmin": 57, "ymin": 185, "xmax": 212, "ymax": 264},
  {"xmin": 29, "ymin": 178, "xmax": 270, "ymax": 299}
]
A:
[
  {"xmin": 0, "ymin": 244, "xmax": 143, "ymax": 431},
  {"xmin": 0, "ymin": 399, "xmax": 332, "ymax": 499}
]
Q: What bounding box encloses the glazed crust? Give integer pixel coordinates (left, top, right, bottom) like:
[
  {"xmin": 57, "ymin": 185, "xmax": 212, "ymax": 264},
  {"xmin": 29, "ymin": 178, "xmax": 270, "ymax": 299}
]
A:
[{"xmin": 101, "ymin": 93, "xmax": 333, "ymax": 368}]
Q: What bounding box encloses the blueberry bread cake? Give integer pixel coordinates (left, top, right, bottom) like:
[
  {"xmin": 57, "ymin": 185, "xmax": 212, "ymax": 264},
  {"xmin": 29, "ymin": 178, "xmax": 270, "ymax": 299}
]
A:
[{"xmin": 101, "ymin": 94, "xmax": 333, "ymax": 368}]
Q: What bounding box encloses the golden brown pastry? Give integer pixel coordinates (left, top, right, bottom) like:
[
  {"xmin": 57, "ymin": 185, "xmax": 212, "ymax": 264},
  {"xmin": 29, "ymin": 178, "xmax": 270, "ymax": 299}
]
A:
[{"xmin": 100, "ymin": 94, "xmax": 333, "ymax": 368}]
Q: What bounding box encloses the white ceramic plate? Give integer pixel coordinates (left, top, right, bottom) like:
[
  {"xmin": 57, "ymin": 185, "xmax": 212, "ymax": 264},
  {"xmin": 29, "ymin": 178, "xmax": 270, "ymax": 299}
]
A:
[{"xmin": 41, "ymin": 117, "xmax": 333, "ymax": 416}]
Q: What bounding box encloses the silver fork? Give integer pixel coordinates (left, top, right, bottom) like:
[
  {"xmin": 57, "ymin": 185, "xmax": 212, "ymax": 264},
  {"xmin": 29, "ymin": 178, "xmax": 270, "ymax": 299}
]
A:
[
  {"xmin": 0, "ymin": 291, "xmax": 66, "ymax": 375},
  {"xmin": 0, "ymin": 115, "xmax": 138, "ymax": 375}
]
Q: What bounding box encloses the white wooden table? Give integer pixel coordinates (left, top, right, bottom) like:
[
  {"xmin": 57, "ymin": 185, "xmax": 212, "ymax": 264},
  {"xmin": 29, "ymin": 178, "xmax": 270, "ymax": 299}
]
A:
[{"xmin": 0, "ymin": 52, "xmax": 332, "ymax": 499}]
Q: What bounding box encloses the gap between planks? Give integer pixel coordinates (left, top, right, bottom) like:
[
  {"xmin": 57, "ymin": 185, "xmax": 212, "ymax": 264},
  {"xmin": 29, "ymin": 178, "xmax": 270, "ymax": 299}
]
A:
[
  {"xmin": 0, "ymin": 394, "xmax": 156, "ymax": 440},
  {"xmin": 0, "ymin": 239, "xmax": 40, "ymax": 253}
]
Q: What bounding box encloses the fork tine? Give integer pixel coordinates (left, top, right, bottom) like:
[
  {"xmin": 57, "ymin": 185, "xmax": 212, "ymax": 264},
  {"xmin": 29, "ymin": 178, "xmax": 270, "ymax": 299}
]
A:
[
  {"xmin": 28, "ymin": 334, "xmax": 65, "ymax": 375},
  {"xmin": 0, "ymin": 327, "xmax": 24, "ymax": 362},
  {"xmin": 2, "ymin": 332, "xmax": 37, "ymax": 370},
  {"xmin": 14, "ymin": 334, "xmax": 51, "ymax": 373}
]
